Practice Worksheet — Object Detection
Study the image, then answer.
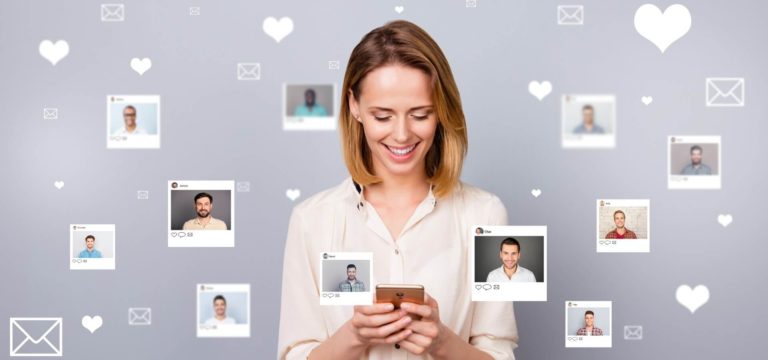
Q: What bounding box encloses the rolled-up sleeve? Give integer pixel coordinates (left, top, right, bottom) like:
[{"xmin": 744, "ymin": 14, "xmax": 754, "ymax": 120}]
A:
[
  {"xmin": 469, "ymin": 195, "xmax": 519, "ymax": 360},
  {"xmin": 277, "ymin": 207, "xmax": 326, "ymax": 360}
]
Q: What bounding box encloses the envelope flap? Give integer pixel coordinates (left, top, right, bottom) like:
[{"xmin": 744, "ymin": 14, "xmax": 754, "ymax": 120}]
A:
[{"xmin": 12, "ymin": 318, "xmax": 61, "ymax": 344}]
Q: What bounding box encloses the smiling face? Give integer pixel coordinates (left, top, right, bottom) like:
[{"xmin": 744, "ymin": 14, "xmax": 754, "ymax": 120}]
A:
[
  {"xmin": 585, "ymin": 313, "xmax": 595, "ymax": 327},
  {"xmin": 348, "ymin": 64, "xmax": 438, "ymax": 179},
  {"xmin": 613, "ymin": 211, "xmax": 625, "ymax": 229},
  {"xmin": 85, "ymin": 237, "xmax": 95, "ymax": 250},
  {"xmin": 123, "ymin": 106, "xmax": 137, "ymax": 127},
  {"xmin": 346, "ymin": 267, "xmax": 357, "ymax": 281},
  {"xmin": 195, "ymin": 197, "xmax": 212, "ymax": 218},
  {"xmin": 499, "ymin": 243, "xmax": 520, "ymax": 271},
  {"xmin": 214, "ymin": 299, "xmax": 226, "ymax": 317}
]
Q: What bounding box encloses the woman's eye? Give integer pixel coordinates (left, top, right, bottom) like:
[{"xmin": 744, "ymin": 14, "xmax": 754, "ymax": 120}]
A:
[
  {"xmin": 374, "ymin": 115, "xmax": 391, "ymax": 121},
  {"xmin": 412, "ymin": 114, "xmax": 429, "ymax": 120}
]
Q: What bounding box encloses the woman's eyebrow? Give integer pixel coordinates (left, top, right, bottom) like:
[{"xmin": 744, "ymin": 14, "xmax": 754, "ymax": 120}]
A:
[{"xmin": 367, "ymin": 105, "xmax": 433, "ymax": 111}]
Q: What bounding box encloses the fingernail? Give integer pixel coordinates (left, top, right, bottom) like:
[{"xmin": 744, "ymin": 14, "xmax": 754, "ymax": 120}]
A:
[{"xmin": 401, "ymin": 303, "xmax": 410, "ymax": 310}]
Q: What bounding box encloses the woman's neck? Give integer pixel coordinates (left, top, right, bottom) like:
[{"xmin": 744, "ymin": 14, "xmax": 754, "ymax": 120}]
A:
[{"xmin": 365, "ymin": 166, "xmax": 430, "ymax": 205}]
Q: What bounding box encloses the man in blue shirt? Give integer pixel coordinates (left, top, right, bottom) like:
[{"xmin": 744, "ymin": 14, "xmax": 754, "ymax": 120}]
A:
[
  {"xmin": 573, "ymin": 104, "xmax": 605, "ymax": 134},
  {"xmin": 680, "ymin": 145, "xmax": 713, "ymax": 175},
  {"xmin": 78, "ymin": 235, "xmax": 102, "ymax": 258},
  {"xmin": 293, "ymin": 88, "xmax": 328, "ymax": 117}
]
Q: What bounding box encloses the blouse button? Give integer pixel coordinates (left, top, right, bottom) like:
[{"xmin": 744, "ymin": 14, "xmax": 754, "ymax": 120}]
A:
[
  {"xmin": 394, "ymin": 344, "xmax": 401, "ymax": 349},
  {"xmin": 394, "ymin": 249, "xmax": 400, "ymax": 255}
]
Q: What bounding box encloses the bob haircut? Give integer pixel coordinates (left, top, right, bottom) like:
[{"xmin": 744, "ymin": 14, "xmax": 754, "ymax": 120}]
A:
[{"xmin": 339, "ymin": 20, "xmax": 467, "ymax": 198}]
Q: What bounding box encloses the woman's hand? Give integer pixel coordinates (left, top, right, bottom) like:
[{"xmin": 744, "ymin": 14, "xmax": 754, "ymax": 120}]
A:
[
  {"xmin": 347, "ymin": 303, "xmax": 414, "ymax": 347},
  {"xmin": 398, "ymin": 293, "xmax": 447, "ymax": 356}
]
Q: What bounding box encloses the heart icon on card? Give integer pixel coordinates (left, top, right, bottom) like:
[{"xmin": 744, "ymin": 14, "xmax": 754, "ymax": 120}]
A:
[
  {"xmin": 130, "ymin": 57, "xmax": 152, "ymax": 75},
  {"xmin": 531, "ymin": 189, "xmax": 542, "ymax": 198},
  {"xmin": 717, "ymin": 214, "xmax": 732, "ymax": 227},
  {"xmin": 634, "ymin": 4, "xmax": 691, "ymax": 53},
  {"xmin": 81, "ymin": 315, "xmax": 103, "ymax": 333},
  {"xmin": 263, "ymin": 17, "xmax": 294, "ymax": 43},
  {"xmin": 641, "ymin": 96, "xmax": 653, "ymax": 105},
  {"xmin": 675, "ymin": 285, "xmax": 709, "ymax": 314},
  {"xmin": 474, "ymin": 284, "xmax": 482, "ymax": 290},
  {"xmin": 39, "ymin": 40, "xmax": 70, "ymax": 66},
  {"xmin": 54, "ymin": 181, "xmax": 64, "ymax": 189},
  {"xmin": 528, "ymin": 81, "xmax": 552, "ymax": 101},
  {"xmin": 395, "ymin": 6, "xmax": 404, "ymax": 13},
  {"xmin": 286, "ymin": 189, "xmax": 301, "ymax": 202}
]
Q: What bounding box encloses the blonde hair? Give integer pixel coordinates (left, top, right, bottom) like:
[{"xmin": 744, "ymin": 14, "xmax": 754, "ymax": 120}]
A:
[{"xmin": 339, "ymin": 20, "xmax": 467, "ymax": 198}]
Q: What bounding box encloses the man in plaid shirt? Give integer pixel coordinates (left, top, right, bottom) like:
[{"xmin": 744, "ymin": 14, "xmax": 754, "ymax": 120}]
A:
[
  {"xmin": 576, "ymin": 310, "xmax": 604, "ymax": 336},
  {"xmin": 605, "ymin": 210, "xmax": 638, "ymax": 239},
  {"xmin": 338, "ymin": 264, "xmax": 366, "ymax": 292}
]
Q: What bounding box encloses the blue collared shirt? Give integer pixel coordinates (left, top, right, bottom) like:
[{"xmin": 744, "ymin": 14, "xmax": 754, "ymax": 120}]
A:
[
  {"xmin": 79, "ymin": 249, "xmax": 102, "ymax": 258},
  {"xmin": 294, "ymin": 104, "xmax": 328, "ymax": 117},
  {"xmin": 681, "ymin": 163, "xmax": 712, "ymax": 175},
  {"xmin": 573, "ymin": 123, "xmax": 605, "ymax": 134}
]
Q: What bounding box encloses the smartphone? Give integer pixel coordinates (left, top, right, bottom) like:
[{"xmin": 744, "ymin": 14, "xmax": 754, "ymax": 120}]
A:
[{"xmin": 376, "ymin": 284, "xmax": 425, "ymax": 319}]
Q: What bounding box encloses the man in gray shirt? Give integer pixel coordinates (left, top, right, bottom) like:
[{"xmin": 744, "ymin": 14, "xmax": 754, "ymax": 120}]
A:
[
  {"xmin": 572, "ymin": 104, "xmax": 605, "ymax": 134},
  {"xmin": 681, "ymin": 145, "xmax": 712, "ymax": 175}
]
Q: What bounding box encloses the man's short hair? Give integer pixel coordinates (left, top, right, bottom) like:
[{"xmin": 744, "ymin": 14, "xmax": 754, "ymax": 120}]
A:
[
  {"xmin": 213, "ymin": 295, "xmax": 226, "ymax": 304},
  {"xmin": 500, "ymin": 237, "xmax": 521, "ymax": 252},
  {"xmin": 123, "ymin": 105, "xmax": 136, "ymax": 113},
  {"xmin": 305, "ymin": 88, "xmax": 316, "ymax": 97},
  {"xmin": 690, "ymin": 145, "xmax": 703, "ymax": 154},
  {"xmin": 585, "ymin": 310, "xmax": 595, "ymax": 317},
  {"xmin": 194, "ymin": 192, "xmax": 213, "ymax": 204},
  {"xmin": 347, "ymin": 264, "xmax": 357, "ymax": 270},
  {"xmin": 613, "ymin": 210, "xmax": 625, "ymax": 219},
  {"xmin": 85, "ymin": 235, "xmax": 95, "ymax": 242},
  {"xmin": 582, "ymin": 104, "xmax": 594, "ymax": 112}
]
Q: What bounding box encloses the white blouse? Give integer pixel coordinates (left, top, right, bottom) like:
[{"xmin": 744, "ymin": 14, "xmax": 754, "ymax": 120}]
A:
[{"xmin": 278, "ymin": 177, "xmax": 518, "ymax": 360}]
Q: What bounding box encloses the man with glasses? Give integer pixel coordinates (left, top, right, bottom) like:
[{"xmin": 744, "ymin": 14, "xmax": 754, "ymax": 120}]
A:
[{"xmin": 113, "ymin": 105, "xmax": 147, "ymax": 135}]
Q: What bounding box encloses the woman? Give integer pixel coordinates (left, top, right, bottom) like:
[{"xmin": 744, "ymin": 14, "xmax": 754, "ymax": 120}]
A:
[{"xmin": 278, "ymin": 20, "xmax": 518, "ymax": 359}]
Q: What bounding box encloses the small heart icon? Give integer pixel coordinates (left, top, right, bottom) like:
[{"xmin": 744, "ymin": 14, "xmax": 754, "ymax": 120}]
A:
[
  {"xmin": 528, "ymin": 81, "xmax": 552, "ymax": 101},
  {"xmin": 263, "ymin": 17, "xmax": 294, "ymax": 43},
  {"xmin": 675, "ymin": 285, "xmax": 709, "ymax": 314},
  {"xmin": 634, "ymin": 4, "xmax": 691, "ymax": 53},
  {"xmin": 171, "ymin": 232, "xmax": 178, "ymax": 237},
  {"xmin": 395, "ymin": 6, "xmax": 404, "ymax": 13},
  {"xmin": 641, "ymin": 96, "xmax": 653, "ymax": 105},
  {"xmin": 81, "ymin": 315, "xmax": 103, "ymax": 333},
  {"xmin": 531, "ymin": 189, "xmax": 542, "ymax": 198},
  {"xmin": 717, "ymin": 214, "xmax": 732, "ymax": 227},
  {"xmin": 54, "ymin": 181, "xmax": 64, "ymax": 189},
  {"xmin": 130, "ymin": 57, "xmax": 152, "ymax": 75},
  {"xmin": 39, "ymin": 40, "xmax": 70, "ymax": 66},
  {"xmin": 286, "ymin": 189, "xmax": 301, "ymax": 202},
  {"xmin": 474, "ymin": 284, "xmax": 482, "ymax": 290}
]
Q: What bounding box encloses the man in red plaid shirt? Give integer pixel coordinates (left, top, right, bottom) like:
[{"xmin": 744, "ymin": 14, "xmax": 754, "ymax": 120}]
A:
[
  {"xmin": 605, "ymin": 210, "xmax": 637, "ymax": 239},
  {"xmin": 576, "ymin": 310, "xmax": 604, "ymax": 336}
]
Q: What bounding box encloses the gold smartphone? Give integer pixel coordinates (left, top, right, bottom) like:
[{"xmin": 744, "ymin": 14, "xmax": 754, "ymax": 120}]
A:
[{"xmin": 375, "ymin": 284, "xmax": 425, "ymax": 319}]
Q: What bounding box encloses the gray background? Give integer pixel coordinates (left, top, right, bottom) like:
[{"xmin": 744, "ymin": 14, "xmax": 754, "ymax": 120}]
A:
[
  {"xmin": 1, "ymin": 0, "xmax": 766, "ymax": 359},
  {"xmin": 566, "ymin": 306, "xmax": 611, "ymax": 336},
  {"xmin": 670, "ymin": 142, "xmax": 720, "ymax": 174},
  {"xmin": 71, "ymin": 230, "xmax": 115, "ymax": 258},
  {"xmin": 170, "ymin": 189, "xmax": 232, "ymax": 230},
  {"xmin": 321, "ymin": 259, "xmax": 371, "ymax": 293},
  {"xmin": 474, "ymin": 235, "xmax": 544, "ymax": 283}
]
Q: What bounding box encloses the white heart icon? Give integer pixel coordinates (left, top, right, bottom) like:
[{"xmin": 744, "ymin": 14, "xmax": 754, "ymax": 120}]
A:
[
  {"xmin": 675, "ymin": 285, "xmax": 709, "ymax": 314},
  {"xmin": 634, "ymin": 4, "xmax": 691, "ymax": 53},
  {"xmin": 286, "ymin": 189, "xmax": 301, "ymax": 202},
  {"xmin": 39, "ymin": 40, "xmax": 70, "ymax": 66},
  {"xmin": 81, "ymin": 315, "xmax": 103, "ymax": 333},
  {"xmin": 130, "ymin": 57, "xmax": 152, "ymax": 75},
  {"xmin": 528, "ymin": 81, "xmax": 552, "ymax": 101},
  {"xmin": 263, "ymin": 17, "xmax": 294, "ymax": 43},
  {"xmin": 717, "ymin": 214, "xmax": 732, "ymax": 227},
  {"xmin": 531, "ymin": 189, "xmax": 542, "ymax": 198},
  {"xmin": 395, "ymin": 6, "xmax": 404, "ymax": 13},
  {"xmin": 54, "ymin": 181, "xmax": 64, "ymax": 189},
  {"xmin": 641, "ymin": 96, "xmax": 653, "ymax": 105}
]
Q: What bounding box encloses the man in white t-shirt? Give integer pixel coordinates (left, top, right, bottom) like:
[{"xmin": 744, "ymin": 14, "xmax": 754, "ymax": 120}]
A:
[
  {"xmin": 113, "ymin": 105, "xmax": 148, "ymax": 135},
  {"xmin": 486, "ymin": 237, "xmax": 537, "ymax": 282},
  {"xmin": 204, "ymin": 295, "xmax": 236, "ymax": 325}
]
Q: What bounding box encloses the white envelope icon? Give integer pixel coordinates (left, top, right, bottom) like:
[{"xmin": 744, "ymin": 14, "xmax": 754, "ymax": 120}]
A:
[
  {"xmin": 706, "ymin": 77, "xmax": 744, "ymax": 107},
  {"xmin": 101, "ymin": 4, "xmax": 125, "ymax": 22},
  {"xmin": 237, "ymin": 63, "xmax": 261, "ymax": 80},
  {"xmin": 10, "ymin": 317, "xmax": 63, "ymax": 357},
  {"xmin": 624, "ymin": 325, "xmax": 642, "ymax": 340},
  {"xmin": 43, "ymin": 108, "xmax": 58, "ymax": 120},
  {"xmin": 558, "ymin": 5, "xmax": 584, "ymax": 25},
  {"xmin": 128, "ymin": 308, "xmax": 151, "ymax": 325}
]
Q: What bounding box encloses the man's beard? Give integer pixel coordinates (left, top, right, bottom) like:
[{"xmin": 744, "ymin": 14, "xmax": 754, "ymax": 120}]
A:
[{"xmin": 197, "ymin": 210, "xmax": 210, "ymax": 218}]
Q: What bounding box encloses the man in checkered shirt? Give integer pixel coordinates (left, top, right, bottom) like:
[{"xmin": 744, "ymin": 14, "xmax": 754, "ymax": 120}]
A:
[
  {"xmin": 576, "ymin": 310, "xmax": 604, "ymax": 336},
  {"xmin": 338, "ymin": 264, "xmax": 366, "ymax": 292}
]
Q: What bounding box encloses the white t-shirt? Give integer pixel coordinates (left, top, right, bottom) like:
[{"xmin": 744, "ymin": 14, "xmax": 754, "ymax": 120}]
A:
[
  {"xmin": 204, "ymin": 316, "xmax": 236, "ymax": 326},
  {"xmin": 113, "ymin": 126, "xmax": 148, "ymax": 135},
  {"xmin": 486, "ymin": 265, "xmax": 537, "ymax": 282}
]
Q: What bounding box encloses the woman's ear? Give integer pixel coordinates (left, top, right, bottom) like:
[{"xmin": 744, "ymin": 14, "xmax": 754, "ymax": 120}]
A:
[{"xmin": 348, "ymin": 89, "xmax": 361, "ymax": 123}]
